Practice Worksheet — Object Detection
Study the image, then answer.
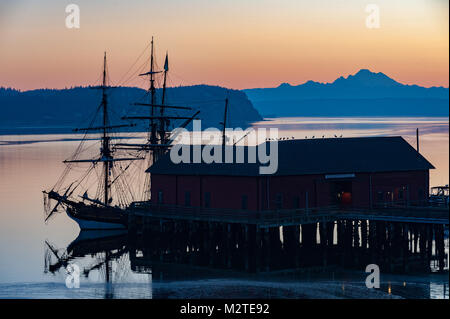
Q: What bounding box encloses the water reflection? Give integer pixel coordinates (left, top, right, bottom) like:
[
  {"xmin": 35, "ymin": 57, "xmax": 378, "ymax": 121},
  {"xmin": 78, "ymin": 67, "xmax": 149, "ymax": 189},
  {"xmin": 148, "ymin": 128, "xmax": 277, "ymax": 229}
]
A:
[
  {"xmin": 40, "ymin": 228, "xmax": 448, "ymax": 299},
  {"xmin": 44, "ymin": 230, "xmax": 150, "ymax": 299},
  {"xmin": 0, "ymin": 117, "xmax": 448, "ymax": 298}
]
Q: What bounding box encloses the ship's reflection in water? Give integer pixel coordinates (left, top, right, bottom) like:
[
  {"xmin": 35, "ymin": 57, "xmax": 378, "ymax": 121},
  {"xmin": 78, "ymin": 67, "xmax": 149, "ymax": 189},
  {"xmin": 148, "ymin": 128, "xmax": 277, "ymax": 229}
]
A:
[
  {"xmin": 44, "ymin": 229, "xmax": 448, "ymax": 299},
  {"xmin": 45, "ymin": 230, "xmax": 151, "ymax": 299}
]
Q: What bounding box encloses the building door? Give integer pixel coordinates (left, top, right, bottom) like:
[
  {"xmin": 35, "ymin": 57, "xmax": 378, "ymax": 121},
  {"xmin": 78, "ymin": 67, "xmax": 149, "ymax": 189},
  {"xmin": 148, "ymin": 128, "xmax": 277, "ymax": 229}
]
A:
[{"xmin": 330, "ymin": 180, "xmax": 352, "ymax": 207}]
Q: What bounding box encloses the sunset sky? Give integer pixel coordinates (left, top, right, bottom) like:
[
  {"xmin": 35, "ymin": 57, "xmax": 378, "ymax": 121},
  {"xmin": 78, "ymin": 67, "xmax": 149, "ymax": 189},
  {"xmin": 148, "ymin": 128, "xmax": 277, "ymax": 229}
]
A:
[{"xmin": 0, "ymin": 0, "xmax": 448, "ymax": 90}]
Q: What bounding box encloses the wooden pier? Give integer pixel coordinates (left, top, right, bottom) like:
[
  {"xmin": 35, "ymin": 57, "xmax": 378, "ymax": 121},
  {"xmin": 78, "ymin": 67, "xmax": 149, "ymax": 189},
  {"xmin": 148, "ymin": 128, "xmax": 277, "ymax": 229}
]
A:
[
  {"xmin": 128, "ymin": 201, "xmax": 448, "ymax": 226},
  {"xmin": 126, "ymin": 202, "xmax": 448, "ymax": 274}
]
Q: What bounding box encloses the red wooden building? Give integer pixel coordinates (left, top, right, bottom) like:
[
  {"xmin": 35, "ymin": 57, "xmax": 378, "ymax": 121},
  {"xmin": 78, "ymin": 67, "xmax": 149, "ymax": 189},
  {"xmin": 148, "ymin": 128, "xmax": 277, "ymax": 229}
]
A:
[{"xmin": 147, "ymin": 137, "xmax": 434, "ymax": 211}]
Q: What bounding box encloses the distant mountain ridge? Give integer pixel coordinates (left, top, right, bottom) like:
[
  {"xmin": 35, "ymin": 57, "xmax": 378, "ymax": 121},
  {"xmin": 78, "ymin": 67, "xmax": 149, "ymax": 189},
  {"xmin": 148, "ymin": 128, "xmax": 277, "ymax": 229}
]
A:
[
  {"xmin": 0, "ymin": 85, "xmax": 262, "ymax": 134},
  {"xmin": 244, "ymin": 69, "xmax": 449, "ymax": 116},
  {"xmin": 1, "ymin": 69, "xmax": 448, "ymax": 134}
]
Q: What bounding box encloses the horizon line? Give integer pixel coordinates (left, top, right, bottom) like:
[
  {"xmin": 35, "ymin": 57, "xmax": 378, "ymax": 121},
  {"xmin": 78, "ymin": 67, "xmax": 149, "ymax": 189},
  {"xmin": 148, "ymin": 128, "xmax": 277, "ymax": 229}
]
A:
[{"xmin": 3, "ymin": 68, "xmax": 449, "ymax": 92}]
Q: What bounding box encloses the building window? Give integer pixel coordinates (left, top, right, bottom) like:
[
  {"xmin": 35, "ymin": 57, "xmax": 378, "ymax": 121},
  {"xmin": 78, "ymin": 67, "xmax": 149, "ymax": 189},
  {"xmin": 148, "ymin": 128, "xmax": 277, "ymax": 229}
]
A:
[
  {"xmin": 185, "ymin": 191, "xmax": 191, "ymax": 207},
  {"xmin": 241, "ymin": 195, "xmax": 248, "ymax": 210},
  {"xmin": 158, "ymin": 191, "xmax": 164, "ymax": 204},
  {"xmin": 204, "ymin": 192, "xmax": 211, "ymax": 208},
  {"xmin": 276, "ymin": 193, "xmax": 283, "ymax": 209}
]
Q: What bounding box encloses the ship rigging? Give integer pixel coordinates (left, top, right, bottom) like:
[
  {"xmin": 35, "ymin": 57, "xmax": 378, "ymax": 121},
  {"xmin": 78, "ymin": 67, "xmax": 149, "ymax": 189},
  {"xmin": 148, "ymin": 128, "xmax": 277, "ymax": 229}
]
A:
[{"xmin": 43, "ymin": 39, "xmax": 200, "ymax": 229}]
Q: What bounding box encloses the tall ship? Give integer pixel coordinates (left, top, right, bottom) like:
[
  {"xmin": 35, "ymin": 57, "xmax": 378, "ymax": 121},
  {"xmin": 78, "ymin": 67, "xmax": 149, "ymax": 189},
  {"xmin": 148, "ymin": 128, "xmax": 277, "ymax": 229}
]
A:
[{"xmin": 43, "ymin": 39, "xmax": 200, "ymax": 229}]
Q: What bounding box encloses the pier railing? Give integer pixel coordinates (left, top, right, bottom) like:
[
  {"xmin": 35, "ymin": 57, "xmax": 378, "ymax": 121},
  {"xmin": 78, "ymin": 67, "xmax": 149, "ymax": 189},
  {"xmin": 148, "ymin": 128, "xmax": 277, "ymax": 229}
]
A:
[
  {"xmin": 373, "ymin": 199, "xmax": 448, "ymax": 209},
  {"xmin": 129, "ymin": 200, "xmax": 449, "ymax": 226},
  {"xmin": 129, "ymin": 201, "xmax": 339, "ymax": 225}
]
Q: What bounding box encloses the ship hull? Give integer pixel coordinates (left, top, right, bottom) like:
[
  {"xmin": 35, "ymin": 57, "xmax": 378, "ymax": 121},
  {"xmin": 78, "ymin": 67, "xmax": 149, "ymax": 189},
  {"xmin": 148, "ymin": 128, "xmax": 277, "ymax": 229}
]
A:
[
  {"xmin": 65, "ymin": 203, "xmax": 128, "ymax": 230},
  {"xmin": 46, "ymin": 191, "xmax": 129, "ymax": 230},
  {"xmin": 67, "ymin": 213, "xmax": 126, "ymax": 230}
]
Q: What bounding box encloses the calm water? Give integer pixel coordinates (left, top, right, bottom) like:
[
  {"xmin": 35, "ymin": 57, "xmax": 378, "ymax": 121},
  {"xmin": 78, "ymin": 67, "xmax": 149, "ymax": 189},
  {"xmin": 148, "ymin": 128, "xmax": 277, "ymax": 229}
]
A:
[{"xmin": 0, "ymin": 117, "xmax": 448, "ymax": 299}]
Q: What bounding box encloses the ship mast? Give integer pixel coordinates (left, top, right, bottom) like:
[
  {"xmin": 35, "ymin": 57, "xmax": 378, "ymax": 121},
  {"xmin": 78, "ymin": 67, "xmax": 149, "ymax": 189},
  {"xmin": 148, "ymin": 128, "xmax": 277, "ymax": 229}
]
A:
[
  {"xmin": 159, "ymin": 52, "xmax": 169, "ymax": 151},
  {"xmin": 49, "ymin": 52, "xmax": 141, "ymax": 207},
  {"xmin": 222, "ymin": 97, "xmax": 228, "ymax": 147},
  {"xmin": 115, "ymin": 38, "xmax": 201, "ymax": 201},
  {"xmin": 119, "ymin": 38, "xmax": 199, "ymax": 153},
  {"xmin": 101, "ymin": 52, "xmax": 111, "ymax": 206},
  {"xmin": 43, "ymin": 51, "xmax": 145, "ymax": 219},
  {"xmin": 149, "ymin": 37, "xmax": 158, "ymax": 146}
]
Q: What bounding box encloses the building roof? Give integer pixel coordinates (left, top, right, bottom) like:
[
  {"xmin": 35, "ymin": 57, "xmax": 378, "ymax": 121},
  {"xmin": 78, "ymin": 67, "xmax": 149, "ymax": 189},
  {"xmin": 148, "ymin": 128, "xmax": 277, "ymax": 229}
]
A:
[{"xmin": 147, "ymin": 136, "xmax": 434, "ymax": 176}]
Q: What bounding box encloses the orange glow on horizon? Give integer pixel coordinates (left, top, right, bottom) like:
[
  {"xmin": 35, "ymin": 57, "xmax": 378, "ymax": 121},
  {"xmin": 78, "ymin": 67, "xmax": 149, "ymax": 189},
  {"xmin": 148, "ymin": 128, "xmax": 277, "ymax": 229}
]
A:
[{"xmin": 0, "ymin": 0, "xmax": 448, "ymax": 91}]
